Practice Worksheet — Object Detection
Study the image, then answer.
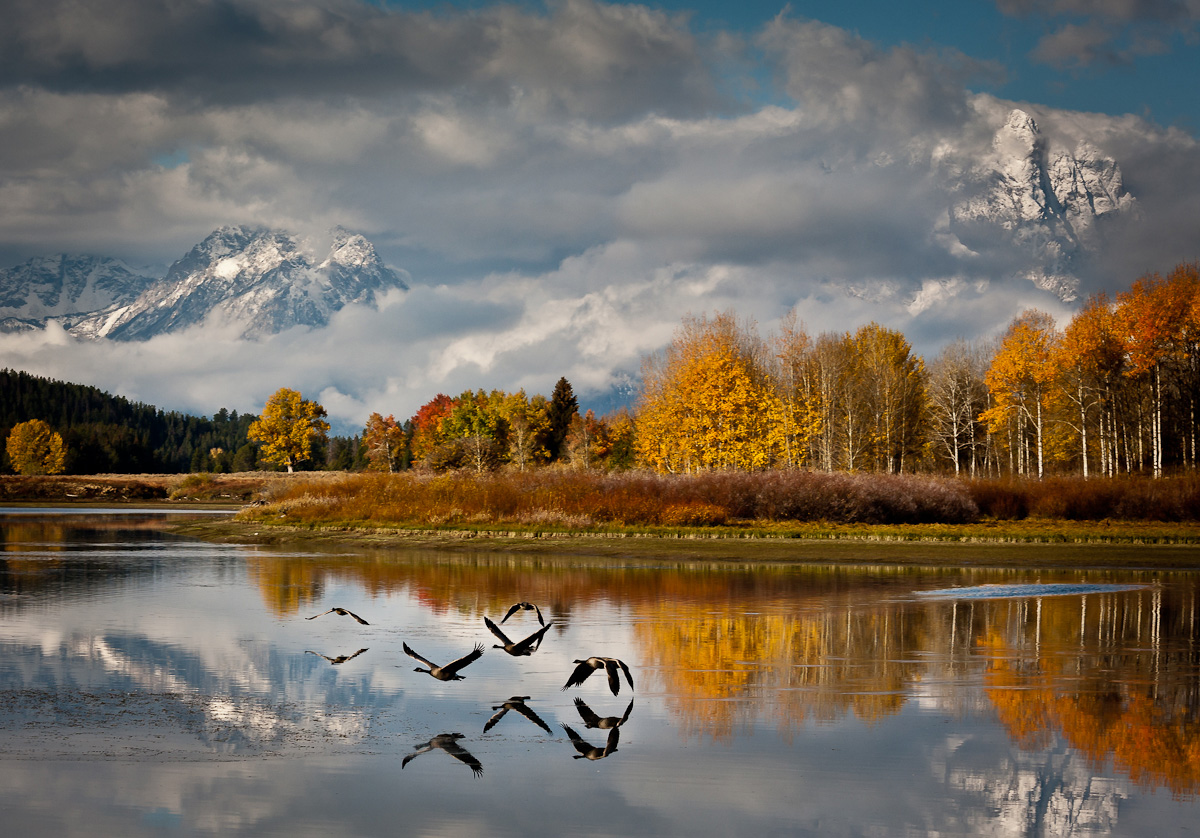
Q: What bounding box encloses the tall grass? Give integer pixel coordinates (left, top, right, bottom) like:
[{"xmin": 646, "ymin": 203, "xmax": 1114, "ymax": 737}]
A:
[
  {"xmin": 965, "ymin": 475, "xmax": 1200, "ymax": 521},
  {"xmin": 241, "ymin": 469, "xmax": 981, "ymax": 529}
]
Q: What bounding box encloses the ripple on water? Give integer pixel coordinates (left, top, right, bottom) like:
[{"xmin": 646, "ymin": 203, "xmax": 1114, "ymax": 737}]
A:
[{"xmin": 914, "ymin": 582, "xmax": 1150, "ymax": 600}]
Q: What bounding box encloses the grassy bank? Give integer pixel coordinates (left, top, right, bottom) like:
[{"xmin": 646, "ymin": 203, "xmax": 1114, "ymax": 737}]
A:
[
  {"xmin": 233, "ymin": 470, "xmax": 1200, "ymax": 547},
  {"xmin": 0, "ymin": 471, "xmax": 329, "ymax": 503},
  {"xmin": 7, "ymin": 470, "xmax": 1200, "ymax": 552}
]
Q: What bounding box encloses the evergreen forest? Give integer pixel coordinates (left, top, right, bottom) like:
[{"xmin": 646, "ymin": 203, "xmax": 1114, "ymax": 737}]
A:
[{"xmin": 0, "ymin": 369, "xmax": 266, "ymax": 474}]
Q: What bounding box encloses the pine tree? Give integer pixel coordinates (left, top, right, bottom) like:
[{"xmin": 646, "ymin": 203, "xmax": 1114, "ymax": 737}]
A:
[{"xmin": 546, "ymin": 377, "xmax": 578, "ymax": 462}]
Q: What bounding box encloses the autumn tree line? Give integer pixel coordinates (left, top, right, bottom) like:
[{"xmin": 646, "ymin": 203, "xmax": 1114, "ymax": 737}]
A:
[
  {"xmin": 5, "ymin": 262, "xmax": 1199, "ymax": 482},
  {"xmin": 362, "ymin": 262, "xmax": 1200, "ymax": 480}
]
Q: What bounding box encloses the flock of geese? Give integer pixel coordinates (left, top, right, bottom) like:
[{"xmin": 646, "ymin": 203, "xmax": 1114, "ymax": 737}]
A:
[{"xmin": 304, "ymin": 600, "xmax": 635, "ymax": 775}]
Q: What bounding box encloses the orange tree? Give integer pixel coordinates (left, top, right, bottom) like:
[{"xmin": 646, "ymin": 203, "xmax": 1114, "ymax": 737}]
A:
[
  {"xmin": 363, "ymin": 412, "xmax": 406, "ymax": 472},
  {"xmin": 1114, "ymin": 264, "xmax": 1199, "ymax": 475}
]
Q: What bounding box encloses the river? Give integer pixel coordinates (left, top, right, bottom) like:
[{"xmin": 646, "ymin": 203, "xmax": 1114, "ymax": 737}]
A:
[{"xmin": 1, "ymin": 508, "xmax": 1198, "ymax": 836}]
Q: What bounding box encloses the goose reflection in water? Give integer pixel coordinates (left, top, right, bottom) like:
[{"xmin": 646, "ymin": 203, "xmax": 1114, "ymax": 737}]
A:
[
  {"xmin": 501, "ymin": 601, "xmax": 545, "ymax": 626},
  {"xmin": 562, "ymin": 724, "xmax": 619, "ymax": 761},
  {"xmin": 305, "ymin": 607, "xmax": 370, "ymax": 625},
  {"xmin": 401, "ymin": 733, "xmax": 483, "ymax": 777},
  {"xmin": 484, "ymin": 616, "xmax": 554, "ymax": 656},
  {"xmin": 573, "ymin": 697, "xmax": 633, "ymax": 730},
  {"xmin": 484, "ymin": 696, "xmax": 553, "ymax": 734},
  {"xmin": 305, "ymin": 648, "xmax": 368, "ymax": 665},
  {"xmin": 403, "ymin": 641, "xmax": 485, "ymax": 681}
]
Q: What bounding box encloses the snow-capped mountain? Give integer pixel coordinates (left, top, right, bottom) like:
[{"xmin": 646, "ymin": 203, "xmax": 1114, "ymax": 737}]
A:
[
  {"xmin": 948, "ymin": 109, "xmax": 1136, "ymax": 300},
  {"xmin": 0, "ymin": 255, "xmax": 155, "ymax": 333},
  {"xmin": 40, "ymin": 226, "xmax": 408, "ymax": 341}
]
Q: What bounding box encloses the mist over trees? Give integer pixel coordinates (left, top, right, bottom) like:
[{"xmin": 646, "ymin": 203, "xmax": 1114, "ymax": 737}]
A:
[
  {"xmin": 3, "ymin": 263, "xmax": 1197, "ymax": 479},
  {"xmin": 392, "ymin": 263, "xmax": 1199, "ymax": 479}
]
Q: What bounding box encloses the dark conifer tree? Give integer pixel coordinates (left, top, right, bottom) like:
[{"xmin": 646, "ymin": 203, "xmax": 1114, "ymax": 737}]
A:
[{"xmin": 546, "ymin": 376, "xmax": 578, "ymax": 461}]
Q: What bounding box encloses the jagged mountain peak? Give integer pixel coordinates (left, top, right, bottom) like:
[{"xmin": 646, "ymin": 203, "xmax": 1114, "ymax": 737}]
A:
[
  {"xmin": 0, "ymin": 226, "xmax": 410, "ymax": 341},
  {"xmin": 993, "ymin": 109, "xmax": 1041, "ymax": 157},
  {"xmin": 946, "ymin": 108, "xmax": 1135, "ymax": 301}
]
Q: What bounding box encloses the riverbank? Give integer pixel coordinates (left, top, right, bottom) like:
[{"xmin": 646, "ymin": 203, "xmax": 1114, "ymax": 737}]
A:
[
  {"xmin": 170, "ymin": 516, "xmax": 1200, "ymax": 570},
  {"xmin": 7, "ymin": 472, "xmax": 1200, "ymax": 566},
  {"xmin": 0, "ymin": 471, "xmax": 330, "ymax": 503}
]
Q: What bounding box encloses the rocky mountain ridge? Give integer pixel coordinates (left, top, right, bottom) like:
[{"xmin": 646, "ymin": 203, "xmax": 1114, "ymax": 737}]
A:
[
  {"xmin": 0, "ymin": 226, "xmax": 408, "ymax": 340},
  {"xmin": 0, "ymin": 255, "xmax": 156, "ymax": 333},
  {"xmin": 948, "ymin": 109, "xmax": 1136, "ymax": 300}
]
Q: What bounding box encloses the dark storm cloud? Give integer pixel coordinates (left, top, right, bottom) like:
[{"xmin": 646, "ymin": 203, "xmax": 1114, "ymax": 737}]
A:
[{"xmin": 0, "ymin": 0, "xmax": 722, "ymax": 120}]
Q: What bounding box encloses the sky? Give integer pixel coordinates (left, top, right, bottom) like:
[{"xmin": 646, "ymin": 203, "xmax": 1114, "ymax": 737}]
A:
[{"xmin": 1, "ymin": 0, "xmax": 1199, "ymax": 432}]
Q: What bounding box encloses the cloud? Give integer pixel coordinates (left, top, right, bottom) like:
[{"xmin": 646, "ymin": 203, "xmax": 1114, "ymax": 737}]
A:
[
  {"xmin": 1, "ymin": 1, "xmax": 1199, "ymax": 429},
  {"xmin": 994, "ymin": 0, "xmax": 1199, "ymax": 69},
  {"xmin": 0, "ymin": 0, "xmax": 721, "ymax": 119}
]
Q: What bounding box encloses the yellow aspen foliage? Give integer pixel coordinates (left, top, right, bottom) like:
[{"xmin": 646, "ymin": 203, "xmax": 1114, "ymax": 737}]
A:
[
  {"xmin": 772, "ymin": 310, "xmax": 823, "ymax": 469},
  {"xmin": 248, "ymin": 387, "xmax": 330, "ymax": 473},
  {"xmin": 500, "ymin": 390, "xmax": 550, "ymax": 470},
  {"xmin": 5, "ymin": 419, "xmax": 67, "ymax": 475},
  {"xmin": 980, "ymin": 310, "xmax": 1059, "ymax": 477},
  {"xmin": 637, "ymin": 312, "xmax": 783, "ymax": 472},
  {"xmin": 851, "ymin": 322, "xmax": 927, "ymax": 473}
]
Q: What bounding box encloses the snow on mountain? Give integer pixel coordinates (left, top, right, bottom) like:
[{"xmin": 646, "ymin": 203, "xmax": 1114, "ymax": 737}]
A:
[
  {"xmin": 59, "ymin": 226, "xmax": 408, "ymax": 341},
  {"xmin": 947, "ymin": 109, "xmax": 1136, "ymax": 301},
  {"xmin": 0, "ymin": 255, "xmax": 155, "ymax": 334}
]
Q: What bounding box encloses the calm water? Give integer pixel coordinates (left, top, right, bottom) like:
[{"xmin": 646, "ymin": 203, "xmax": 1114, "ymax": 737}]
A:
[{"xmin": 2, "ymin": 510, "xmax": 1199, "ymax": 837}]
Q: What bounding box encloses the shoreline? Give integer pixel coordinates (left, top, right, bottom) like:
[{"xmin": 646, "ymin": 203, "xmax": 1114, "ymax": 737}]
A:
[{"xmin": 172, "ymin": 518, "xmax": 1200, "ymax": 570}]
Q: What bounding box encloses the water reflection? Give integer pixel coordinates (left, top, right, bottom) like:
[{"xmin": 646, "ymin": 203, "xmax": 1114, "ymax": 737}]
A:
[
  {"xmin": 572, "ymin": 697, "xmax": 635, "ymax": 730},
  {"xmin": 305, "ymin": 648, "xmax": 369, "ymax": 666},
  {"xmin": 484, "ymin": 696, "xmax": 554, "ymax": 734},
  {"xmin": 562, "ymin": 724, "xmax": 620, "ymax": 761},
  {"xmin": 2, "ymin": 514, "xmax": 1200, "ymax": 837},
  {"xmin": 234, "ymin": 549, "xmax": 1200, "ymax": 798},
  {"xmin": 402, "ymin": 732, "xmax": 485, "ymax": 777}
]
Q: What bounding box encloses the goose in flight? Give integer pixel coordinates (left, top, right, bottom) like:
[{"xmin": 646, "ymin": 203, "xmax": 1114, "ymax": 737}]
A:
[
  {"xmin": 401, "ymin": 733, "xmax": 483, "ymax": 777},
  {"xmin": 562, "ymin": 656, "xmax": 635, "ymax": 696},
  {"xmin": 573, "ymin": 697, "xmax": 634, "ymax": 730},
  {"xmin": 483, "ymin": 696, "xmax": 553, "ymax": 734},
  {"xmin": 501, "ymin": 601, "xmax": 545, "ymax": 626},
  {"xmin": 305, "ymin": 607, "xmax": 369, "ymax": 625},
  {"xmin": 484, "ymin": 616, "xmax": 554, "ymax": 657},
  {"xmin": 562, "ymin": 724, "xmax": 619, "ymax": 761},
  {"xmin": 403, "ymin": 641, "xmax": 484, "ymax": 681},
  {"xmin": 305, "ymin": 648, "xmax": 368, "ymax": 665}
]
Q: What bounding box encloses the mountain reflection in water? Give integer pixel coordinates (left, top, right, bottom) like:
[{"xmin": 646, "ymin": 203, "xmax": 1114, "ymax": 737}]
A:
[{"xmin": 2, "ymin": 514, "xmax": 1199, "ymax": 837}]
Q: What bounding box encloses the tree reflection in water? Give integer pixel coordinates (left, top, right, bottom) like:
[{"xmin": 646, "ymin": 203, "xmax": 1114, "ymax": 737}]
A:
[{"xmin": 242, "ymin": 552, "xmax": 1200, "ymax": 795}]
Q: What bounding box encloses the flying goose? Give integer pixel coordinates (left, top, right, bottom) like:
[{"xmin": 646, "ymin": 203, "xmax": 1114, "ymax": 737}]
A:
[
  {"xmin": 305, "ymin": 648, "xmax": 368, "ymax": 665},
  {"xmin": 403, "ymin": 641, "xmax": 485, "ymax": 681},
  {"xmin": 401, "ymin": 733, "xmax": 483, "ymax": 776},
  {"xmin": 573, "ymin": 696, "xmax": 634, "ymax": 730},
  {"xmin": 562, "ymin": 723, "xmax": 619, "ymax": 761},
  {"xmin": 562, "ymin": 656, "xmax": 635, "ymax": 696},
  {"xmin": 305, "ymin": 607, "xmax": 369, "ymax": 625},
  {"xmin": 501, "ymin": 601, "xmax": 545, "ymax": 626},
  {"xmin": 484, "ymin": 616, "xmax": 554, "ymax": 657},
  {"xmin": 483, "ymin": 696, "xmax": 553, "ymax": 734}
]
